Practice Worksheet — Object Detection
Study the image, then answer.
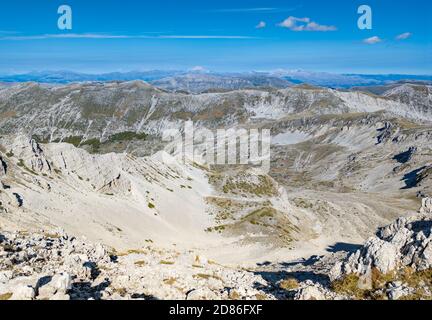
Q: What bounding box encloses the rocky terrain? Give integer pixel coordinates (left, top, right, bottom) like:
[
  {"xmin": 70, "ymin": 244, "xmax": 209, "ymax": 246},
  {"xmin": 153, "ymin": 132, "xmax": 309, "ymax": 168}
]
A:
[
  {"xmin": 0, "ymin": 229, "xmax": 272, "ymax": 300},
  {"xmin": 0, "ymin": 79, "xmax": 431, "ymax": 300},
  {"xmin": 1, "ymin": 82, "xmax": 431, "ymax": 148},
  {"xmin": 0, "ymin": 198, "xmax": 430, "ymax": 300}
]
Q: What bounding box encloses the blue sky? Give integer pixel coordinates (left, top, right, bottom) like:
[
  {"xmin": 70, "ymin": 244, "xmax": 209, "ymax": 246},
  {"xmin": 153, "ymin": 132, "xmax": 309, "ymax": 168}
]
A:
[{"xmin": 0, "ymin": 0, "xmax": 431, "ymax": 74}]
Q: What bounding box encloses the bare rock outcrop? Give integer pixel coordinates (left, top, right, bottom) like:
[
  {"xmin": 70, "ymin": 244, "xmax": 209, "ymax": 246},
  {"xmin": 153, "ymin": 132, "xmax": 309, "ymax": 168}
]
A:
[
  {"xmin": 330, "ymin": 199, "xmax": 432, "ymax": 281},
  {"xmin": 420, "ymin": 197, "xmax": 432, "ymax": 214},
  {"xmin": 0, "ymin": 155, "xmax": 7, "ymax": 176}
]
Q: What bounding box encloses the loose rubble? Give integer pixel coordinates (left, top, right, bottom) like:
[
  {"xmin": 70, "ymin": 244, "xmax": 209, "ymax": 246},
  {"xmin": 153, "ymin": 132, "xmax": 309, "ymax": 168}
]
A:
[
  {"xmin": 299, "ymin": 198, "xmax": 432, "ymax": 300},
  {"xmin": 1, "ymin": 199, "xmax": 431, "ymax": 300},
  {"xmin": 0, "ymin": 230, "xmax": 271, "ymax": 300},
  {"xmin": 248, "ymin": 198, "xmax": 432, "ymax": 300}
]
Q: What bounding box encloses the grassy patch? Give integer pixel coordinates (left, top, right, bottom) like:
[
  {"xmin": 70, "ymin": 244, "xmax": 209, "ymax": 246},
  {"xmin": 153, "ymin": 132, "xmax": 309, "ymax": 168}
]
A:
[
  {"xmin": 17, "ymin": 159, "xmax": 38, "ymax": 175},
  {"xmin": 108, "ymin": 131, "xmax": 147, "ymax": 143},
  {"xmin": 81, "ymin": 138, "xmax": 101, "ymax": 151},
  {"xmin": 242, "ymin": 207, "xmax": 276, "ymax": 221},
  {"xmin": 280, "ymin": 278, "xmax": 300, "ymax": 291},
  {"xmin": 113, "ymin": 287, "xmax": 128, "ymax": 297},
  {"xmin": 255, "ymin": 293, "xmax": 267, "ymax": 300},
  {"xmin": 62, "ymin": 136, "xmax": 83, "ymax": 147},
  {"xmin": 332, "ymin": 268, "xmax": 432, "ymax": 300},
  {"xmin": 134, "ymin": 260, "xmax": 146, "ymax": 267},
  {"xmin": 116, "ymin": 249, "xmax": 146, "ymax": 256},
  {"xmin": 163, "ymin": 278, "xmax": 177, "ymax": 285},
  {"xmin": 332, "ymin": 274, "xmax": 365, "ymax": 299},
  {"xmin": 222, "ymin": 175, "xmax": 277, "ymax": 197},
  {"xmin": 229, "ymin": 290, "xmax": 240, "ymax": 300},
  {"xmin": 193, "ymin": 273, "xmax": 222, "ymax": 281},
  {"xmin": 43, "ymin": 232, "xmax": 61, "ymax": 239},
  {"xmin": 0, "ymin": 293, "xmax": 12, "ymax": 300}
]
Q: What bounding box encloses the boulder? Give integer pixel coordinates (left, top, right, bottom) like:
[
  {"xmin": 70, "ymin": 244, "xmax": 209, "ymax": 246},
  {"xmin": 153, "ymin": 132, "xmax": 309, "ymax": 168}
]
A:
[
  {"xmin": 11, "ymin": 284, "xmax": 35, "ymax": 300},
  {"xmin": 387, "ymin": 283, "xmax": 412, "ymax": 300},
  {"xmin": 52, "ymin": 273, "xmax": 72, "ymax": 294},
  {"xmin": 37, "ymin": 273, "xmax": 72, "ymax": 299},
  {"xmin": 420, "ymin": 198, "xmax": 432, "ymax": 214},
  {"xmin": 332, "ymin": 201, "xmax": 432, "ymax": 280},
  {"xmin": 294, "ymin": 284, "xmax": 326, "ymax": 300}
]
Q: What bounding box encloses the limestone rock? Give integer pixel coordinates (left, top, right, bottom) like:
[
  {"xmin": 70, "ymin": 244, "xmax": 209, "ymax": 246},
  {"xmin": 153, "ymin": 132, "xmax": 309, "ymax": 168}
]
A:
[
  {"xmin": 11, "ymin": 284, "xmax": 35, "ymax": 300},
  {"xmin": 294, "ymin": 284, "xmax": 326, "ymax": 300},
  {"xmin": 332, "ymin": 207, "xmax": 432, "ymax": 281},
  {"xmin": 420, "ymin": 197, "xmax": 432, "ymax": 214}
]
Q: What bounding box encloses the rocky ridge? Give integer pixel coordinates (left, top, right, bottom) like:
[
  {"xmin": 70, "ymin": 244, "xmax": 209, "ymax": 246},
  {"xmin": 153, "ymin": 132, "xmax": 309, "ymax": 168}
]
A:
[{"xmin": 278, "ymin": 198, "xmax": 432, "ymax": 300}]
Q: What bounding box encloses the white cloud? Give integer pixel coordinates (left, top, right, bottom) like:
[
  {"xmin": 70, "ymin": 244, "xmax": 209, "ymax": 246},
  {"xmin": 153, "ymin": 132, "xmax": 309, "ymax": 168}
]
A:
[
  {"xmin": 278, "ymin": 16, "xmax": 337, "ymax": 31},
  {"xmin": 363, "ymin": 36, "xmax": 382, "ymax": 44},
  {"xmin": 256, "ymin": 21, "xmax": 266, "ymax": 29},
  {"xmin": 396, "ymin": 32, "xmax": 412, "ymax": 40}
]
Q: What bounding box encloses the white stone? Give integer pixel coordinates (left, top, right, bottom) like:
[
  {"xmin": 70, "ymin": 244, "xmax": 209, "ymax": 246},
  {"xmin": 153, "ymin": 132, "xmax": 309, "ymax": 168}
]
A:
[
  {"xmin": 52, "ymin": 273, "xmax": 72, "ymax": 294},
  {"xmin": 420, "ymin": 198, "xmax": 432, "ymax": 214},
  {"xmin": 11, "ymin": 284, "xmax": 35, "ymax": 300},
  {"xmin": 295, "ymin": 285, "xmax": 326, "ymax": 300}
]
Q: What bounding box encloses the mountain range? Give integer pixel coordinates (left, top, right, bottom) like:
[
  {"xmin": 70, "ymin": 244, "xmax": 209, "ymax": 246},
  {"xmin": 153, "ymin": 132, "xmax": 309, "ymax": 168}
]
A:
[
  {"xmin": 0, "ymin": 78, "xmax": 431, "ymax": 300},
  {"xmin": 1, "ymin": 70, "xmax": 431, "ymax": 93}
]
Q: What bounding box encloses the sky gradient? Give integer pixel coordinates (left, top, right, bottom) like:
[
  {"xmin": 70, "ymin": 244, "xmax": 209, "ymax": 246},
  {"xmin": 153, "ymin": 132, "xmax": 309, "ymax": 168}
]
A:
[{"xmin": 0, "ymin": 0, "xmax": 431, "ymax": 74}]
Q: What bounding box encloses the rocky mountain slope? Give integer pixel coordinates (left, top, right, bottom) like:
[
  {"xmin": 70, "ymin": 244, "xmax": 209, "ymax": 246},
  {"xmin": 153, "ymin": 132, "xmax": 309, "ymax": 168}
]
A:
[
  {"xmin": 0, "ymin": 135, "xmax": 218, "ymax": 250},
  {"xmin": 0, "ymin": 135, "xmax": 363, "ymax": 262},
  {"xmin": 0, "ymin": 80, "xmax": 431, "ymax": 299},
  {"xmin": 0, "ymin": 82, "xmax": 430, "ymax": 147}
]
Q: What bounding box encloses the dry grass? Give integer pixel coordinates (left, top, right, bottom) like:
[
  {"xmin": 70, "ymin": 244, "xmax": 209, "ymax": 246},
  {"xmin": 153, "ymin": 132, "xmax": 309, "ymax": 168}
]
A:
[
  {"xmin": 332, "ymin": 268, "xmax": 432, "ymax": 300},
  {"xmin": 229, "ymin": 290, "xmax": 241, "ymax": 300},
  {"xmin": 193, "ymin": 273, "xmax": 222, "ymax": 281},
  {"xmin": 0, "ymin": 293, "xmax": 12, "ymax": 300},
  {"xmin": 163, "ymin": 277, "xmax": 177, "ymax": 285},
  {"xmin": 255, "ymin": 293, "xmax": 267, "ymax": 300},
  {"xmin": 332, "ymin": 273, "xmax": 365, "ymax": 299},
  {"xmin": 134, "ymin": 260, "xmax": 146, "ymax": 267},
  {"xmin": 113, "ymin": 288, "xmax": 128, "ymax": 297},
  {"xmin": 280, "ymin": 278, "xmax": 300, "ymax": 291},
  {"xmin": 115, "ymin": 248, "xmax": 146, "ymax": 257}
]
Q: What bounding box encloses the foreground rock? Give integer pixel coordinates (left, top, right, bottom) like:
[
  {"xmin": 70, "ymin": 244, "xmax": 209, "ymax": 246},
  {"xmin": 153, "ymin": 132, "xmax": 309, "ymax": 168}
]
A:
[
  {"xmin": 247, "ymin": 198, "xmax": 432, "ymax": 300},
  {"xmin": 1, "ymin": 199, "xmax": 431, "ymax": 300},
  {"xmin": 0, "ymin": 230, "xmax": 271, "ymax": 300},
  {"xmin": 291, "ymin": 198, "xmax": 432, "ymax": 300}
]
